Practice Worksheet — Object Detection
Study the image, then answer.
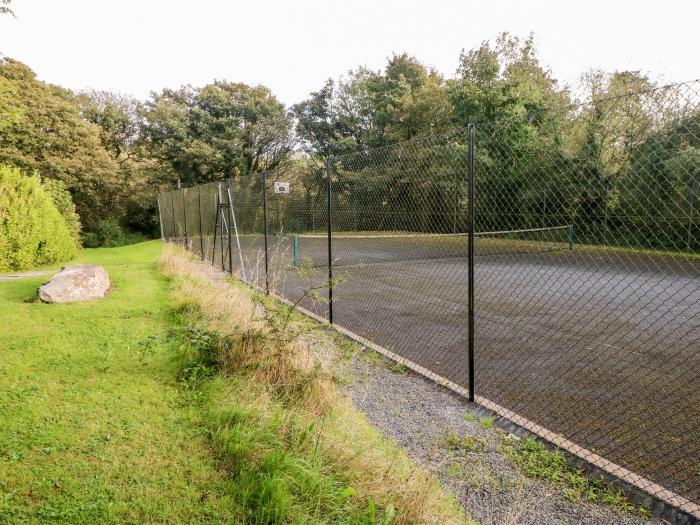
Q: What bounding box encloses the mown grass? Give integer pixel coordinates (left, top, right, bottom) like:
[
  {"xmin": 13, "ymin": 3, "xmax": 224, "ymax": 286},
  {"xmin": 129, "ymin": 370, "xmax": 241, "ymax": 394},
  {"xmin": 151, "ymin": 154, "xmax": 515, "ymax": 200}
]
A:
[
  {"xmin": 0, "ymin": 241, "xmax": 239, "ymax": 523},
  {"xmin": 159, "ymin": 245, "xmax": 471, "ymax": 525},
  {"xmin": 0, "ymin": 240, "xmax": 470, "ymax": 524}
]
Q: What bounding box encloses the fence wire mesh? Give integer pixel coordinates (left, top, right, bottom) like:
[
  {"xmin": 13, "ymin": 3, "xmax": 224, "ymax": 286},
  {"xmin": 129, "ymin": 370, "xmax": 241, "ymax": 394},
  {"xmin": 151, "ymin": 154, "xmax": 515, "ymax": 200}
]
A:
[{"xmin": 158, "ymin": 80, "xmax": 700, "ymax": 518}]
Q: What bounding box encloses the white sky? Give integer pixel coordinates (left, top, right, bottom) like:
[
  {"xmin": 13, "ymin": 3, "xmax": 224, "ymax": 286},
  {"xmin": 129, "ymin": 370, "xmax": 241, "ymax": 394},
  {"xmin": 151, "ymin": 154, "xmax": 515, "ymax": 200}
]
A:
[{"xmin": 0, "ymin": 0, "xmax": 698, "ymax": 106}]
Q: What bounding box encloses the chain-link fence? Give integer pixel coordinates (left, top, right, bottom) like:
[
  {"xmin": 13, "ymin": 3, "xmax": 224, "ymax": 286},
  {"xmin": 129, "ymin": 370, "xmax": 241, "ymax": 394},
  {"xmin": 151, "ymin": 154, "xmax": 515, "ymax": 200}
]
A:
[{"xmin": 158, "ymin": 80, "xmax": 700, "ymax": 520}]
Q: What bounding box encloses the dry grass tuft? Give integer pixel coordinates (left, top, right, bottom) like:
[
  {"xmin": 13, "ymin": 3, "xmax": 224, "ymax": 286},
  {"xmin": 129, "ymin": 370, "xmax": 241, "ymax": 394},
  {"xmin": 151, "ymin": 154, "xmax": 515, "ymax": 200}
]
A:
[{"xmin": 159, "ymin": 243, "xmax": 472, "ymax": 525}]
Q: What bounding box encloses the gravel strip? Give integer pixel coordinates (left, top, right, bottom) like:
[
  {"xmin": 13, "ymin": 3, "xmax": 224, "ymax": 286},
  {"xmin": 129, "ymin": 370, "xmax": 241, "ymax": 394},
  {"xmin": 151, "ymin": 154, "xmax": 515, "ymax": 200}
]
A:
[{"xmin": 344, "ymin": 353, "xmax": 667, "ymax": 525}]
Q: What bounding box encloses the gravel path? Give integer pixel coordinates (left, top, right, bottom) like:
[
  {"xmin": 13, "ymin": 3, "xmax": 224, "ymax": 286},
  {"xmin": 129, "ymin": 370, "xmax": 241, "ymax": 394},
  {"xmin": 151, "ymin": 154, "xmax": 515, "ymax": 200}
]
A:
[{"xmin": 344, "ymin": 353, "xmax": 667, "ymax": 525}]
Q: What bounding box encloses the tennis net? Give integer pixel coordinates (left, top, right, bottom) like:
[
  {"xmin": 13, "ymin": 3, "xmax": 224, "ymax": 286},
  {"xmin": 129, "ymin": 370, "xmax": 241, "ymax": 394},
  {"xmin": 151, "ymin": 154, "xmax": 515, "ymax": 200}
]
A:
[{"xmin": 266, "ymin": 225, "xmax": 574, "ymax": 268}]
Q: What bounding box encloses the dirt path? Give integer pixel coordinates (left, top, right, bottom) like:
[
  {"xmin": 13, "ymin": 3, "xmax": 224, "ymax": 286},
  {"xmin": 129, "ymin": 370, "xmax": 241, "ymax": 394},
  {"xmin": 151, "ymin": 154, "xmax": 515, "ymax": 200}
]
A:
[{"xmin": 0, "ymin": 270, "xmax": 55, "ymax": 282}]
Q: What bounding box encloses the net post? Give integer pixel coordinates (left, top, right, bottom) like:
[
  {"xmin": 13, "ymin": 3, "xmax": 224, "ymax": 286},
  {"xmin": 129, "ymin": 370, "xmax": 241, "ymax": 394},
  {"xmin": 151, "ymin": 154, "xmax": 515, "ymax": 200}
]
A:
[
  {"xmin": 197, "ymin": 185, "xmax": 204, "ymax": 259},
  {"xmin": 293, "ymin": 234, "xmax": 299, "ymax": 268},
  {"xmin": 182, "ymin": 189, "xmax": 189, "ymax": 249},
  {"xmin": 326, "ymin": 157, "xmax": 334, "ymax": 325},
  {"xmin": 262, "ymin": 171, "xmax": 270, "ymax": 295},
  {"xmin": 568, "ymin": 224, "xmax": 574, "ymax": 253},
  {"xmin": 467, "ymin": 123, "xmax": 476, "ymax": 403}
]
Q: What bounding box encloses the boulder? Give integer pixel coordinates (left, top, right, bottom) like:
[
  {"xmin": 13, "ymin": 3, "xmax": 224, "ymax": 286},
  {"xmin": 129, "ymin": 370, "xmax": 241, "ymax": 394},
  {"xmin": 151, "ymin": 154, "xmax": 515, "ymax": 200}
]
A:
[{"xmin": 38, "ymin": 264, "xmax": 111, "ymax": 303}]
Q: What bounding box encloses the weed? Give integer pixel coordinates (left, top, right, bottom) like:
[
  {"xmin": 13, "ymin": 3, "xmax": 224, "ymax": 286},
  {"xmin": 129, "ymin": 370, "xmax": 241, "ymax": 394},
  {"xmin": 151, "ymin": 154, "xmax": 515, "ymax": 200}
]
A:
[
  {"xmin": 389, "ymin": 362, "xmax": 408, "ymax": 374},
  {"xmin": 443, "ymin": 432, "xmax": 487, "ymax": 455},
  {"xmin": 366, "ymin": 350, "xmax": 383, "ymax": 365},
  {"xmin": 463, "ymin": 413, "xmax": 477, "ymax": 422},
  {"xmin": 502, "ymin": 437, "xmax": 642, "ymax": 515},
  {"xmin": 480, "ymin": 415, "xmax": 495, "ymax": 429}
]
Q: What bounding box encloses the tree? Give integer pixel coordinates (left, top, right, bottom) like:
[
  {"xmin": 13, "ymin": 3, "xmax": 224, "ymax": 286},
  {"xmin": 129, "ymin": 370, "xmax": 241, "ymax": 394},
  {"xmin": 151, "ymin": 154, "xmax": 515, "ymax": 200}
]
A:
[
  {"xmin": 142, "ymin": 81, "xmax": 294, "ymax": 186},
  {"xmin": 0, "ymin": 0, "xmax": 13, "ymax": 16},
  {"xmin": 0, "ymin": 58, "xmax": 121, "ymax": 229},
  {"xmin": 76, "ymin": 90, "xmax": 143, "ymax": 162},
  {"xmin": 293, "ymin": 54, "xmax": 452, "ymax": 157},
  {"xmin": 76, "ymin": 90, "xmax": 165, "ymax": 236}
]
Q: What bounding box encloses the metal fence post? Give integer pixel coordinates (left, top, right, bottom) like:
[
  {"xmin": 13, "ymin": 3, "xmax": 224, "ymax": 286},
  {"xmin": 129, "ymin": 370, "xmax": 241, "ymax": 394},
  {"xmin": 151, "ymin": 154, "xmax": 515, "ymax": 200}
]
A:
[
  {"xmin": 262, "ymin": 171, "xmax": 270, "ymax": 295},
  {"xmin": 182, "ymin": 189, "xmax": 189, "ymax": 248},
  {"xmin": 218, "ymin": 183, "xmax": 225, "ymax": 270},
  {"xmin": 467, "ymin": 123, "xmax": 476, "ymax": 403},
  {"xmin": 170, "ymin": 190, "xmax": 177, "ymax": 244},
  {"xmin": 326, "ymin": 157, "xmax": 334, "ymax": 324},
  {"xmin": 211, "ymin": 186, "xmax": 219, "ymax": 266},
  {"xmin": 226, "ymin": 179, "xmax": 246, "ymax": 281},
  {"xmin": 157, "ymin": 194, "xmax": 165, "ymax": 241},
  {"xmin": 197, "ymin": 185, "xmax": 204, "ymax": 259},
  {"xmin": 225, "ymin": 181, "xmax": 234, "ymax": 274}
]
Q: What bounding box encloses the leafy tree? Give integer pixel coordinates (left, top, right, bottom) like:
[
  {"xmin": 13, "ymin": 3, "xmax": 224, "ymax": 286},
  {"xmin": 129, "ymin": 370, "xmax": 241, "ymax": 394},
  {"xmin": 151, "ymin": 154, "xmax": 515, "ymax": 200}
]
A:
[
  {"xmin": 76, "ymin": 90, "xmax": 143, "ymax": 162},
  {"xmin": 293, "ymin": 54, "xmax": 452, "ymax": 157},
  {"xmin": 75, "ymin": 90, "xmax": 165, "ymax": 236},
  {"xmin": 292, "ymin": 79, "xmax": 350, "ymax": 158},
  {"xmin": 0, "ymin": 59, "xmax": 121, "ymax": 229},
  {"xmin": 0, "ymin": 0, "xmax": 13, "ymax": 16},
  {"xmin": 142, "ymin": 81, "xmax": 294, "ymax": 186}
]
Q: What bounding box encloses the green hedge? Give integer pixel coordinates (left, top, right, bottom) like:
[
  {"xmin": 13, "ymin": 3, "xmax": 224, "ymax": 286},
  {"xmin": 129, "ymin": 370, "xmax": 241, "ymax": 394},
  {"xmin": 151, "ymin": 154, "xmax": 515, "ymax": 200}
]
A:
[{"xmin": 0, "ymin": 165, "xmax": 78, "ymax": 272}]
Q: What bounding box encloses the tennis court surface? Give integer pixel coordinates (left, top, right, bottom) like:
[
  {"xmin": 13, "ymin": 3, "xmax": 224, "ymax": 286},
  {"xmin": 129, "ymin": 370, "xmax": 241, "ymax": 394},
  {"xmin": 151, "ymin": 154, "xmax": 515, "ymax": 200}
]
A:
[{"xmin": 200, "ymin": 229, "xmax": 699, "ymax": 511}]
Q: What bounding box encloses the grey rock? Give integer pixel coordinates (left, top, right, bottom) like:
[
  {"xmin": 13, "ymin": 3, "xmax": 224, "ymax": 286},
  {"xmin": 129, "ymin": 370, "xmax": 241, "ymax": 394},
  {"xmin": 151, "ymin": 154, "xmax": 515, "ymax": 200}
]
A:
[{"xmin": 37, "ymin": 264, "xmax": 110, "ymax": 303}]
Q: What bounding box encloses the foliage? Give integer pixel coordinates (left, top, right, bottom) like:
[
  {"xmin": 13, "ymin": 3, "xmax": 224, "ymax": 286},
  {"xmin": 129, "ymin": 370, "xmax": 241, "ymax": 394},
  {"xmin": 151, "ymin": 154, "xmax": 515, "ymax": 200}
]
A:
[
  {"xmin": 42, "ymin": 177, "xmax": 81, "ymax": 246},
  {"xmin": 292, "ymin": 53, "xmax": 452, "ymax": 157},
  {"xmin": 76, "ymin": 90, "xmax": 142, "ymax": 161},
  {"xmin": 81, "ymin": 219, "xmax": 146, "ymax": 248},
  {"xmin": 142, "ymin": 82, "xmax": 295, "ymax": 186},
  {"xmin": 0, "ymin": 59, "xmax": 121, "ymax": 230},
  {"xmin": 0, "ymin": 0, "xmax": 12, "ymax": 16},
  {"xmin": 0, "ymin": 165, "xmax": 77, "ymax": 271},
  {"xmin": 74, "ymin": 90, "xmax": 164, "ymax": 237},
  {"xmin": 2, "ymin": 33, "xmax": 697, "ymax": 252},
  {"xmin": 500, "ymin": 437, "xmax": 647, "ymax": 515},
  {"xmin": 289, "ymin": 33, "xmax": 698, "ymax": 252}
]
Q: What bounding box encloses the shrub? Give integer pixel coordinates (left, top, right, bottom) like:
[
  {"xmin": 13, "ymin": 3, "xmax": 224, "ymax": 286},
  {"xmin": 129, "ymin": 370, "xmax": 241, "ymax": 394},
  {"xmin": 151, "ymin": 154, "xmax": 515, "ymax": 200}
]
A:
[
  {"xmin": 0, "ymin": 165, "xmax": 78, "ymax": 272},
  {"xmin": 42, "ymin": 178, "xmax": 81, "ymax": 247},
  {"xmin": 81, "ymin": 219, "xmax": 146, "ymax": 248}
]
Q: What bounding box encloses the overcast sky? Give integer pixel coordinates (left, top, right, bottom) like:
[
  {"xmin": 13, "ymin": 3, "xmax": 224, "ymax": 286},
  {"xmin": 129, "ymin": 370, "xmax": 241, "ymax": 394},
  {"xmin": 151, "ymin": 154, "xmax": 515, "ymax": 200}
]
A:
[{"xmin": 1, "ymin": 0, "xmax": 698, "ymax": 106}]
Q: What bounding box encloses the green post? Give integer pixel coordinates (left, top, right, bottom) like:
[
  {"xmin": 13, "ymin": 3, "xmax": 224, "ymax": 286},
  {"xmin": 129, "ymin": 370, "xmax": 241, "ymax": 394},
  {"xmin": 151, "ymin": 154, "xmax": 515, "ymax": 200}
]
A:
[{"xmin": 293, "ymin": 234, "xmax": 299, "ymax": 268}]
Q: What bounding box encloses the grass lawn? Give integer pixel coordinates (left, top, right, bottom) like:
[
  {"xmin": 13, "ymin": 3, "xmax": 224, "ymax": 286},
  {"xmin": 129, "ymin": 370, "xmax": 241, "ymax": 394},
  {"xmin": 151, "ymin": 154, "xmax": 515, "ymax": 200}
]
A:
[{"xmin": 0, "ymin": 241, "xmax": 238, "ymax": 524}]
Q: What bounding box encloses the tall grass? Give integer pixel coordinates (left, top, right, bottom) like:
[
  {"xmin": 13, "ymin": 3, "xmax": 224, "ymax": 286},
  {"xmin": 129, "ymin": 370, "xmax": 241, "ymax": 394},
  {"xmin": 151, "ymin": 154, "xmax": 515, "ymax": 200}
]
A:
[{"xmin": 159, "ymin": 245, "xmax": 470, "ymax": 525}]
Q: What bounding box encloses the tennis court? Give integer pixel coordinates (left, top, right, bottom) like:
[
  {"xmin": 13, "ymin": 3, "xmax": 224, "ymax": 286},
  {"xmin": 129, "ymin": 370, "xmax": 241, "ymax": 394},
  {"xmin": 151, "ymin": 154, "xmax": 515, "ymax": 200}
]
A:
[
  {"xmin": 219, "ymin": 230, "xmax": 699, "ymax": 507},
  {"xmin": 159, "ymin": 91, "xmax": 700, "ymax": 517}
]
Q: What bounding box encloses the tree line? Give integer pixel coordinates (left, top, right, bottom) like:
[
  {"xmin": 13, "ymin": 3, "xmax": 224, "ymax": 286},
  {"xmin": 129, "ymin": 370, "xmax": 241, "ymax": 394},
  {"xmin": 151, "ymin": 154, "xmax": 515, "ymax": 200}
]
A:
[{"xmin": 1, "ymin": 32, "xmax": 698, "ymax": 251}]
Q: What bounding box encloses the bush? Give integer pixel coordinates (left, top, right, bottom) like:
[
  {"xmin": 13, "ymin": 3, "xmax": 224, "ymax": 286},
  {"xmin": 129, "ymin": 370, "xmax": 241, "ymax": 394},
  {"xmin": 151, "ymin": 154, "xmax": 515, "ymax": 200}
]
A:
[
  {"xmin": 42, "ymin": 178, "xmax": 81, "ymax": 247},
  {"xmin": 81, "ymin": 219, "xmax": 146, "ymax": 248},
  {"xmin": 0, "ymin": 165, "xmax": 78, "ymax": 272}
]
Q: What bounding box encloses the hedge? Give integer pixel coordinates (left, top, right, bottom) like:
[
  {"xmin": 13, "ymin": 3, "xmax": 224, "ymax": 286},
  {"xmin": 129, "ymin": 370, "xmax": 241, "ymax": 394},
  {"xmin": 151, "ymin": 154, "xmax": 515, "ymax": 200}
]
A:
[{"xmin": 0, "ymin": 165, "xmax": 78, "ymax": 272}]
